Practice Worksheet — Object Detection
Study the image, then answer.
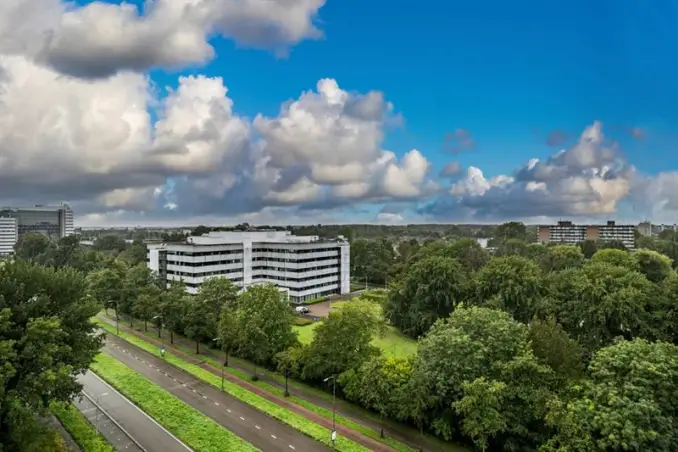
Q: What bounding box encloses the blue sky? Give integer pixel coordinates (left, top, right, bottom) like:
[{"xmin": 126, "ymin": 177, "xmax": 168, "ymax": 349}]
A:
[
  {"xmin": 2, "ymin": 0, "xmax": 677, "ymax": 225},
  {"xmin": 165, "ymin": 0, "xmax": 678, "ymax": 176}
]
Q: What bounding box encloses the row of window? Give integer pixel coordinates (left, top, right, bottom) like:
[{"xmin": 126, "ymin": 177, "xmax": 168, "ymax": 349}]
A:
[
  {"xmin": 167, "ymin": 259, "xmax": 242, "ymax": 267},
  {"xmin": 252, "ymin": 273, "xmax": 339, "ymax": 283},
  {"xmin": 252, "ymin": 256, "xmax": 339, "ymax": 264},
  {"xmin": 252, "ymin": 247, "xmax": 340, "ymax": 254},
  {"xmin": 168, "ymin": 268, "xmax": 338, "ymax": 282},
  {"xmin": 251, "ymin": 264, "xmax": 338, "ymax": 273}
]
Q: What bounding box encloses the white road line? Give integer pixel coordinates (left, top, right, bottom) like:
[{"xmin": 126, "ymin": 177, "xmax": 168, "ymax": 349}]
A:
[
  {"xmin": 271, "ymin": 435, "xmax": 277, "ymax": 440},
  {"xmin": 289, "ymin": 446, "xmax": 295, "ymax": 450},
  {"xmin": 214, "ymin": 402, "xmax": 219, "ymax": 406},
  {"xmin": 227, "ymin": 409, "xmax": 232, "ymax": 413},
  {"xmin": 202, "ymin": 396, "xmax": 207, "ymax": 400},
  {"xmin": 182, "ymin": 384, "xmax": 187, "ymax": 387},
  {"xmin": 88, "ymin": 372, "xmax": 193, "ymax": 451},
  {"xmin": 255, "ymin": 425, "xmax": 261, "ymax": 430},
  {"xmin": 192, "ymin": 389, "xmax": 197, "ymax": 393},
  {"xmin": 239, "ymin": 416, "xmax": 245, "ymax": 421}
]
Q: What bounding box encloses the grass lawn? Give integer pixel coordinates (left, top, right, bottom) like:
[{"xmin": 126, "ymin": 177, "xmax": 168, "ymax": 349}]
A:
[
  {"xmin": 91, "ymin": 353, "xmax": 258, "ymax": 452},
  {"xmin": 50, "ymin": 402, "xmax": 115, "ymax": 452},
  {"xmin": 94, "ymin": 320, "xmax": 370, "ymax": 452},
  {"xmin": 293, "ymin": 322, "xmax": 417, "ymax": 358}
]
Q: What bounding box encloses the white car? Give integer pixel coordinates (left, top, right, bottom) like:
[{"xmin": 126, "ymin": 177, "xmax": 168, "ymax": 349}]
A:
[{"xmin": 295, "ymin": 306, "xmax": 310, "ymax": 314}]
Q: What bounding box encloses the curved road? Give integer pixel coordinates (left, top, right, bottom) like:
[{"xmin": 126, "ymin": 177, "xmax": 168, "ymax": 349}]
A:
[
  {"xmin": 77, "ymin": 371, "xmax": 191, "ymax": 452},
  {"xmin": 102, "ymin": 334, "xmax": 330, "ymax": 452}
]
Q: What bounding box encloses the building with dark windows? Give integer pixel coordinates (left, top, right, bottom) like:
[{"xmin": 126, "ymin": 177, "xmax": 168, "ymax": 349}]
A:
[
  {"xmin": 537, "ymin": 220, "xmax": 636, "ymax": 249},
  {"xmin": 0, "ymin": 204, "xmax": 74, "ymax": 256},
  {"xmin": 147, "ymin": 230, "xmax": 350, "ymax": 303}
]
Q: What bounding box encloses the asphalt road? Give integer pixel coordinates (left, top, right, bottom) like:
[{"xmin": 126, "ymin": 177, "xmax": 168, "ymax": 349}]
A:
[
  {"xmin": 77, "ymin": 371, "xmax": 192, "ymax": 452},
  {"xmin": 103, "ymin": 334, "xmax": 330, "ymax": 452}
]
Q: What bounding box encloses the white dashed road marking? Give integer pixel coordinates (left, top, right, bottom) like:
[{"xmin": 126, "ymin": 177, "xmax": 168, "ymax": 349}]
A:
[{"xmin": 106, "ymin": 332, "xmax": 299, "ymax": 451}]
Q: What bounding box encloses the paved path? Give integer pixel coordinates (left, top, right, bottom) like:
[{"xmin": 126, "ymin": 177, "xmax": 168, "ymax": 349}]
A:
[
  {"xmin": 102, "ymin": 335, "xmax": 329, "ymax": 452},
  {"xmin": 77, "ymin": 371, "xmax": 191, "ymax": 452},
  {"xmin": 100, "ymin": 314, "xmax": 457, "ymax": 452}
]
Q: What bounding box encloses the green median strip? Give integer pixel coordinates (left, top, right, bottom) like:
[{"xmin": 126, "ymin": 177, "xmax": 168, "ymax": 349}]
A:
[
  {"xmin": 91, "ymin": 353, "xmax": 258, "ymax": 452},
  {"xmin": 95, "ymin": 319, "xmax": 370, "ymax": 452},
  {"xmin": 50, "ymin": 402, "xmax": 115, "ymax": 452},
  {"xmin": 167, "ymin": 342, "xmax": 414, "ymax": 452}
]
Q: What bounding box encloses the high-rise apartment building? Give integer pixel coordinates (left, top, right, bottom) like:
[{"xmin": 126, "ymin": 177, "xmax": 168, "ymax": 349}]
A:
[
  {"xmin": 147, "ymin": 230, "xmax": 351, "ymax": 303},
  {"xmin": 0, "ymin": 204, "xmax": 75, "ymax": 256},
  {"xmin": 537, "ymin": 220, "xmax": 636, "ymax": 249}
]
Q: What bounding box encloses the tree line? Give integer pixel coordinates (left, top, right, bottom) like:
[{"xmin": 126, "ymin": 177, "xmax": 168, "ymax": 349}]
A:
[{"xmin": 3, "ymin": 226, "xmax": 678, "ymax": 451}]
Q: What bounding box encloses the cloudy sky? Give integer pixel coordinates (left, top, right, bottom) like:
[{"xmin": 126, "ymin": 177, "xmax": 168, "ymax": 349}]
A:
[{"xmin": 1, "ymin": 0, "xmax": 677, "ymax": 227}]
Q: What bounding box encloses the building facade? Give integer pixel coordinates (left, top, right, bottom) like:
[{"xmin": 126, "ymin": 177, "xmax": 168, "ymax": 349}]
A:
[
  {"xmin": 537, "ymin": 220, "xmax": 636, "ymax": 249},
  {"xmin": 0, "ymin": 204, "xmax": 75, "ymax": 256},
  {"xmin": 147, "ymin": 230, "xmax": 350, "ymax": 303}
]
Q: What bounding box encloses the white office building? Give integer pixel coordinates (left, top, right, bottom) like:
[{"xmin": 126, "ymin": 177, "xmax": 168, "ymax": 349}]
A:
[
  {"xmin": 147, "ymin": 230, "xmax": 350, "ymax": 303},
  {"xmin": 0, "ymin": 204, "xmax": 74, "ymax": 256},
  {"xmin": 0, "ymin": 217, "xmax": 18, "ymax": 256}
]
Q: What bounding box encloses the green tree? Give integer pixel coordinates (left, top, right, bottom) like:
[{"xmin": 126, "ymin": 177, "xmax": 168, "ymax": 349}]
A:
[
  {"xmin": 217, "ymin": 299, "xmax": 242, "ymax": 367},
  {"xmin": 495, "ymin": 222, "xmax": 528, "ymax": 242},
  {"xmin": 340, "ymin": 355, "xmax": 412, "ymax": 438},
  {"xmin": 0, "ymin": 261, "xmax": 102, "ymax": 449},
  {"xmin": 544, "ymin": 339, "xmax": 678, "ymax": 452},
  {"xmin": 301, "ymin": 300, "xmax": 382, "ymax": 380},
  {"xmin": 578, "ymin": 240, "xmax": 598, "ymax": 259},
  {"xmin": 236, "ymin": 284, "xmax": 297, "ymax": 375},
  {"xmin": 546, "ymin": 262, "xmax": 668, "ymax": 354},
  {"xmin": 473, "ymin": 256, "xmax": 543, "ymax": 323},
  {"xmin": 274, "ymin": 346, "xmax": 303, "ymax": 397},
  {"xmin": 87, "ymin": 266, "xmax": 126, "ymax": 321},
  {"xmin": 193, "ymin": 277, "xmax": 239, "ymax": 344},
  {"xmin": 117, "ymin": 240, "xmax": 148, "ymax": 266},
  {"xmin": 351, "ymin": 239, "xmax": 395, "ymax": 285},
  {"xmin": 412, "ymin": 306, "xmax": 554, "ymax": 449},
  {"xmin": 14, "ymin": 233, "xmax": 54, "ymax": 264},
  {"xmin": 160, "ymin": 281, "xmax": 186, "ymax": 344},
  {"xmin": 133, "ymin": 288, "xmax": 160, "ymax": 332},
  {"xmin": 92, "ymin": 235, "xmax": 128, "ymax": 252},
  {"xmin": 385, "ymin": 255, "xmax": 466, "ymax": 338},
  {"xmin": 528, "ymin": 316, "xmax": 584, "ymax": 382},
  {"xmin": 495, "ymin": 238, "xmax": 529, "ymax": 257},
  {"xmin": 183, "ymin": 295, "xmax": 214, "ymax": 354},
  {"xmin": 538, "ymin": 245, "xmax": 584, "ymax": 272},
  {"xmin": 633, "ymin": 248, "xmax": 673, "ymax": 283},
  {"xmin": 590, "ymin": 248, "xmax": 636, "ymax": 269}
]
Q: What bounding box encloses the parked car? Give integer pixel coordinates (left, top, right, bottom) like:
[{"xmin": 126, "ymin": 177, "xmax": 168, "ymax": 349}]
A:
[{"xmin": 295, "ymin": 306, "xmax": 310, "ymax": 314}]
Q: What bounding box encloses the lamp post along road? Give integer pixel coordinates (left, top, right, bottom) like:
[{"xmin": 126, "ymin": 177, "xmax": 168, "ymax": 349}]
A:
[
  {"xmin": 213, "ymin": 338, "xmax": 226, "ymax": 391},
  {"xmin": 324, "ymin": 375, "xmax": 337, "ymax": 446},
  {"xmin": 153, "ymin": 315, "xmax": 165, "ymax": 358}
]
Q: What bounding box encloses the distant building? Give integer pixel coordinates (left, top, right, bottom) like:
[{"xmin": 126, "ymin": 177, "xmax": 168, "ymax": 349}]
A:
[
  {"xmin": 147, "ymin": 230, "xmax": 350, "ymax": 303},
  {"xmin": 537, "ymin": 220, "xmax": 636, "ymax": 249},
  {"xmin": 0, "ymin": 204, "xmax": 74, "ymax": 256},
  {"xmin": 637, "ymin": 221, "xmax": 652, "ymax": 237}
]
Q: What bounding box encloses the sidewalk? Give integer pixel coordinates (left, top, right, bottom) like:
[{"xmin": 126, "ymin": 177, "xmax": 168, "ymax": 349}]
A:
[
  {"xmin": 98, "ymin": 315, "xmax": 396, "ymax": 452},
  {"xmin": 99, "ymin": 313, "xmax": 460, "ymax": 452}
]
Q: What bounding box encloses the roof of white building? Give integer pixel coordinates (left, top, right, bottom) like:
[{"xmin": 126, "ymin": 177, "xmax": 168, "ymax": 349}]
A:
[{"xmin": 149, "ymin": 230, "xmax": 348, "ymax": 247}]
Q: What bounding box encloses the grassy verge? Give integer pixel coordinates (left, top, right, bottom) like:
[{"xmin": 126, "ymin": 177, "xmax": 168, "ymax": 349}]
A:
[
  {"xmin": 50, "ymin": 402, "xmax": 115, "ymax": 452},
  {"xmin": 95, "ymin": 320, "xmax": 370, "ymax": 452},
  {"xmin": 97, "ymin": 315, "xmax": 464, "ymax": 452},
  {"xmin": 91, "ymin": 353, "xmax": 258, "ymax": 452}
]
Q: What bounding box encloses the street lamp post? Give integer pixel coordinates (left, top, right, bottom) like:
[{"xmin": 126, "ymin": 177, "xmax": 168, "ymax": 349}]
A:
[
  {"xmin": 152, "ymin": 315, "xmax": 165, "ymax": 357},
  {"xmin": 284, "ymin": 368, "xmax": 290, "ymax": 397},
  {"xmin": 213, "ymin": 338, "xmax": 225, "ymax": 391},
  {"xmin": 324, "ymin": 375, "xmax": 337, "ymax": 446}
]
